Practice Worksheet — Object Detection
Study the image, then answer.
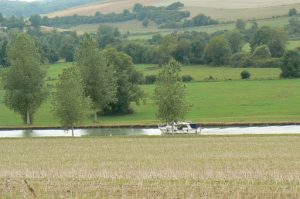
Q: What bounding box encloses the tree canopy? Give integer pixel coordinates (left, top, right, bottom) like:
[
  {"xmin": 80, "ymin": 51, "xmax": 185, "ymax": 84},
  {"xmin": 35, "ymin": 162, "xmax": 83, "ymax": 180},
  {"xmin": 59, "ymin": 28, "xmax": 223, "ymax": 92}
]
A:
[
  {"xmin": 2, "ymin": 33, "xmax": 47, "ymax": 124},
  {"xmin": 154, "ymin": 60, "xmax": 189, "ymax": 124}
]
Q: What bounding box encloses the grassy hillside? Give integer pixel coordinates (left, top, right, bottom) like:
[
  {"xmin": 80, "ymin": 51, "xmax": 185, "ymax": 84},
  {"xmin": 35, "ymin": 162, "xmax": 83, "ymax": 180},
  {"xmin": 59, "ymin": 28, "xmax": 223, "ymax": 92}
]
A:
[
  {"xmin": 1, "ymin": 136, "xmax": 300, "ymax": 197},
  {"xmin": 1, "ymin": 63, "xmax": 300, "ymax": 127},
  {"xmin": 47, "ymin": 0, "xmax": 300, "ymax": 21}
]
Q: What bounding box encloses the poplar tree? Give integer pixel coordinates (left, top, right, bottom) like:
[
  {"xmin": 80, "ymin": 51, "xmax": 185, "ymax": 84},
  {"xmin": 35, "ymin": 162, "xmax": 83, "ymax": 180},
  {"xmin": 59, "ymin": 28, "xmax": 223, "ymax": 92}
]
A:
[
  {"xmin": 154, "ymin": 60, "xmax": 189, "ymax": 127},
  {"xmin": 53, "ymin": 67, "xmax": 88, "ymax": 136},
  {"xmin": 2, "ymin": 33, "xmax": 47, "ymax": 125},
  {"xmin": 76, "ymin": 34, "xmax": 116, "ymax": 121}
]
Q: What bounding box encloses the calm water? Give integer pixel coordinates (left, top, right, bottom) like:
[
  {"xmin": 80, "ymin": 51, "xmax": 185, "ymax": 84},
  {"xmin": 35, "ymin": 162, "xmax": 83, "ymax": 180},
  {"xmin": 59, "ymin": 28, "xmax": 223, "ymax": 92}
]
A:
[{"xmin": 0, "ymin": 125, "xmax": 300, "ymax": 138}]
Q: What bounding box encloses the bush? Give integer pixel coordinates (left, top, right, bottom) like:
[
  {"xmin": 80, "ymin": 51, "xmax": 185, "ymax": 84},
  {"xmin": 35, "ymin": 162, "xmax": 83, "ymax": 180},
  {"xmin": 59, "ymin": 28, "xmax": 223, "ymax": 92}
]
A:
[
  {"xmin": 289, "ymin": 8, "xmax": 298, "ymax": 17},
  {"xmin": 252, "ymin": 58, "xmax": 282, "ymax": 68},
  {"xmin": 252, "ymin": 45, "xmax": 271, "ymax": 59},
  {"xmin": 280, "ymin": 50, "xmax": 300, "ymax": 78},
  {"xmin": 144, "ymin": 75, "xmax": 157, "ymax": 84},
  {"xmin": 241, "ymin": 70, "xmax": 251, "ymax": 79},
  {"xmin": 181, "ymin": 75, "xmax": 194, "ymax": 82},
  {"xmin": 230, "ymin": 52, "xmax": 252, "ymax": 67}
]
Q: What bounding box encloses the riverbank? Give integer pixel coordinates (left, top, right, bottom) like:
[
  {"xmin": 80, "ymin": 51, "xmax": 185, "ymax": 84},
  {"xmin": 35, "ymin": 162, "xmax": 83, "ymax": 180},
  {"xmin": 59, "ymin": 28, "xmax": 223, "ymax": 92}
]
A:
[
  {"xmin": 1, "ymin": 136, "xmax": 299, "ymax": 198},
  {"xmin": 1, "ymin": 121, "xmax": 300, "ymax": 130}
]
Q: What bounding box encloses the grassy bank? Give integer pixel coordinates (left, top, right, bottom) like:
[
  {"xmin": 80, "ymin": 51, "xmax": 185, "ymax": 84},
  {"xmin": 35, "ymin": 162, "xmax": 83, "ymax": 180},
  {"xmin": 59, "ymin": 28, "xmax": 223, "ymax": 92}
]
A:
[
  {"xmin": 1, "ymin": 79, "xmax": 300, "ymax": 127},
  {"xmin": 1, "ymin": 136, "xmax": 300, "ymax": 198},
  {"xmin": 1, "ymin": 63, "xmax": 299, "ymax": 127}
]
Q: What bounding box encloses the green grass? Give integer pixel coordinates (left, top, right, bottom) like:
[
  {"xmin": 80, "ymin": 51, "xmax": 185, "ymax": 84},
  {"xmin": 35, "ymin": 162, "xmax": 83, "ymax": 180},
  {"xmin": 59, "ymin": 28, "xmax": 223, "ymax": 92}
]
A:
[
  {"xmin": 1, "ymin": 136, "xmax": 300, "ymax": 198},
  {"xmin": 135, "ymin": 64, "xmax": 281, "ymax": 81},
  {"xmin": 1, "ymin": 63, "xmax": 299, "ymax": 127}
]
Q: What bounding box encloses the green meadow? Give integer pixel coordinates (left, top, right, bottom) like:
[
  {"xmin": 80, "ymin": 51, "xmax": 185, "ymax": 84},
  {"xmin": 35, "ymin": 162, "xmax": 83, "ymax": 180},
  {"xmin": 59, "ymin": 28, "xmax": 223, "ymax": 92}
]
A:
[{"xmin": 0, "ymin": 63, "xmax": 300, "ymax": 127}]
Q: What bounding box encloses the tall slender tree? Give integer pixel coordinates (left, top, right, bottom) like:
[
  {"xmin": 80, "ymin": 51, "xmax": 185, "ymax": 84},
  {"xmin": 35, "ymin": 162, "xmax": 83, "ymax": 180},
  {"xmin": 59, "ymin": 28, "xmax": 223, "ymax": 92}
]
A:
[
  {"xmin": 53, "ymin": 67, "xmax": 88, "ymax": 136},
  {"xmin": 76, "ymin": 34, "xmax": 116, "ymax": 121},
  {"xmin": 2, "ymin": 33, "xmax": 47, "ymax": 124},
  {"xmin": 154, "ymin": 60, "xmax": 189, "ymax": 129}
]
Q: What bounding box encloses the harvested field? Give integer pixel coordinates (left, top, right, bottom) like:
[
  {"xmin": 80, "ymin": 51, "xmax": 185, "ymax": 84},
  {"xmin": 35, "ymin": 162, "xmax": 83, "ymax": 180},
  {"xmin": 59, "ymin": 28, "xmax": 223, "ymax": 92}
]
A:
[
  {"xmin": 0, "ymin": 136, "xmax": 300, "ymax": 198},
  {"xmin": 47, "ymin": 0, "xmax": 300, "ymax": 20}
]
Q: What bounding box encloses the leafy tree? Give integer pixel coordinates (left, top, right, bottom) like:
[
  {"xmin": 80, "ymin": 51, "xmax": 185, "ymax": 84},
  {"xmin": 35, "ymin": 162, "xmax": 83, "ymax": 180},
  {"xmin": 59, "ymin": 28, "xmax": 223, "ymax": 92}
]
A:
[
  {"xmin": 288, "ymin": 8, "xmax": 298, "ymax": 17},
  {"xmin": 250, "ymin": 26, "xmax": 287, "ymax": 57},
  {"xmin": 287, "ymin": 18, "xmax": 300, "ymax": 37},
  {"xmin": 236, "ymin": 19, "xmax": 246, "ymax": 31},
  {"xmin": 53, "ymin": 67, "xmax": 88, "ymax": 136},
  {"xmin": 172, "ymin": 40, "xmax": 192, "ymax": 64},
  {"xmin": 158, "ymin": 35, "xmax": 177, "ymax": 65},
  {"xmin": 142, "ymin": 18, "xmax": 149, "ymax": 27},
  {"xmin": 2, "ymin": 33, "xmax": 47, "ymax": 124},
  {"xmin": 60, "ymin": 44, "xmax": 75, "ymax": 62},
  {"xmin": 29, "ymin": 14, "xmax": 42, "ymax": 28},
  {"xmin": 0, "ymin": 39, "xmax": 9, "ymax": 67},
  {"xmin": 102, "ymin": 48, "xmax": 144, "ymax": 115},
  {"xmin": 280, "ymin": 50, "xmax": 300, "ymax": 78},
  {"xmin": 96, "ymin": 25, "xmax": 121, "ymax": 48},
  {"xmin": 226, "ymin": 30, "xmax": 244, "ymax": 53},
  {"xmin": 154, "ymin": 60, "xmax": 189, "ymax": 128},
  {"xmin": 76, "ymin": 34, "xmax": 117, "ymax": 121},
  {"xmin": 204, "ymin": 36, "xmax": 232, "ymax": 65}
]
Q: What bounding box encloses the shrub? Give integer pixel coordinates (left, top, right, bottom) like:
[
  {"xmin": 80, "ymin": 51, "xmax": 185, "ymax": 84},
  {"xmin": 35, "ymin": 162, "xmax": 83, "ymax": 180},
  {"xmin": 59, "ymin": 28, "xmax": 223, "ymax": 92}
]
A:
[
  {"xmin": 252, "ymin": 45, "xmax": 271, "ymax": 59},
  {"xmin": 144, "ymin": 75, "xmax": 157, "ymax": 84},
  {"xmin": 230, "ymin": 52, "xmax": 252, "ymax": 67},
  {"xmin": 280, "ymin": 50, "xmax": 300, "ymax": 78},
  {"xmin": 289, "ymin": 8, "xmax": 298, "ymax": 17},
  {"xmin": 181, "ymin": 75, "xmax": 194, "ymax": 82},
  {"xmin": 241, "ymin": 70, "xmax": 251, "ymax": 79}
]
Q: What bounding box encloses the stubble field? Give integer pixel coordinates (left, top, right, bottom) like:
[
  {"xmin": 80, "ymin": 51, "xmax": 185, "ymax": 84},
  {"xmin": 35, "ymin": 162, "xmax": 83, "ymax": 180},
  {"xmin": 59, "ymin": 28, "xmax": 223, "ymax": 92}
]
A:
[{"xmin": 0, "ymin": 136, "xmax": 300, "ymax": 198}]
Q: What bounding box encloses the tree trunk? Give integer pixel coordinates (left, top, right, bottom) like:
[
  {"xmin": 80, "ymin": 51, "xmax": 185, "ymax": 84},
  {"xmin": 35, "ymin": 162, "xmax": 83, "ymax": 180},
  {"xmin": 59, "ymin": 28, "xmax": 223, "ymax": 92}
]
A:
[
  {"xmin": 71, "ymin": 126, "xmax": 74, "ymax": 137},
  {"xmin": 26, "ymin": 110, "xmax": 31, "ymax": 125},
  {"xmin": 94, "ymin": 109, "xmax": 98, "ymax": 122}
]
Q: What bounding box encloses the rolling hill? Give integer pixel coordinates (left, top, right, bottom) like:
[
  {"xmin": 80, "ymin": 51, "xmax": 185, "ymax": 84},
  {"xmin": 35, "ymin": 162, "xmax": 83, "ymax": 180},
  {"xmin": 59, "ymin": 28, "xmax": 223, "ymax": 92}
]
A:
[{"xmin": 47, "ymin": 0, "xmax": 300, "ymax": 20}]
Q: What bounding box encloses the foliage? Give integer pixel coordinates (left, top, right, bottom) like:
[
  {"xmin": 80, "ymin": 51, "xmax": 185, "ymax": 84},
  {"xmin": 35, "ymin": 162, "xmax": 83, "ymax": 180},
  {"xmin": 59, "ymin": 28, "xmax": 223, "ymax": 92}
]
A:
[
  {"xmin": 2, "ymin": 33, "xmax": 47, "ymax": 124},
  {"xmin": 230, "ymin": 52, "xmax": 252, "ymax": 67},
  {"xmin": 76, "ymin": 34, "xmax": 117, "ymax": 120},
  {"xmin": 144, "ymin": 75, "xmax": 157, "ymax": 84},
  {"xmin": 226, "ymin": 30, "xmax": 244, "ymax": 53},
  {"xmin": 102, "ymin": 48, "xmax": 144, "ymax": 115},
  {"xmin": 53, "ymin": 67, "xmax": 88, "ymax": 132},
  {"xmin": 236, "ymin": 19, "xmax": 246, "ymax": 31},
  {"xmin": 287, "ymin": 18, "xmax": 300, "ymax": 38},
  {"xmin": 182, "ymin": 14, "xmax": 219, "ymax": 28},
  {"xmin": 280, "ymin": 50, "xmax": 300, "ymax": 78},
  {"xmin": 181, "ymin": 75, "xmax": 193, "ymax": 82},
  {"xmin": 154, "ymin": 60, "xmax": 188, "ymax": 124},
  {"xmin": 205, "ymin": 36, "xmax": 232, "ymax": 65},
  {"xmin": 241, "ymin": 70, "xmax": 251, "ymax": 79},
  {"xmin": 250, "ymin": 26, "xmax": 287, "ymax": 57},
  {"xmin": 252, "ymin": 45, "xmax": 271, "ymax": 59},
  {"xmin": 29, "ymin": 15, "xmax": 42, "ymax": 28},
  {"xmin": 288, "ymin": 8, "xmax": 298, "ymax": 17},
  {"xmin": 0, "ymin": 38, "xmax": 9, "ymax": 67},
  {"xmin": 96, "ymin": 25, "xmax": 121, "ymax": 48}
]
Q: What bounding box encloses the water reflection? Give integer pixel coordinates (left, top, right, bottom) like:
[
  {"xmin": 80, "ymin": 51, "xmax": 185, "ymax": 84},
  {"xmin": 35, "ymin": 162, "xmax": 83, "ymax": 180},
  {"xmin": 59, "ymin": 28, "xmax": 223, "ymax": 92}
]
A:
[{"xmin": 0, "ymin": 125, "xmax": 300, "ymax": 138}]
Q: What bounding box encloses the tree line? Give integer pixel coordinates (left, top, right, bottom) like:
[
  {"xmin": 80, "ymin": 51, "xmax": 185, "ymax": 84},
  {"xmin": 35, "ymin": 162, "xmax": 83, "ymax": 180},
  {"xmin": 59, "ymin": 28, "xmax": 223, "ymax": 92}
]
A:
[{"xmin": 0, "ymin": 33, "xmax": 144, "ymax": 130}]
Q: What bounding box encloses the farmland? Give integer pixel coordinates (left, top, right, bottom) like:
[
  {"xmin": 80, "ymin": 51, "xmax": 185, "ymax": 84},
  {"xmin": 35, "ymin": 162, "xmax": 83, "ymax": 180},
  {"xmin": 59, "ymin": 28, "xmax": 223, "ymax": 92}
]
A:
[
  {"xmin": 1, "ymin": 136, "xmax": 300, "ymax": 197},
  {"xmin": 48, "ymin": 0, "xmax": 300, "ymax": 21}
]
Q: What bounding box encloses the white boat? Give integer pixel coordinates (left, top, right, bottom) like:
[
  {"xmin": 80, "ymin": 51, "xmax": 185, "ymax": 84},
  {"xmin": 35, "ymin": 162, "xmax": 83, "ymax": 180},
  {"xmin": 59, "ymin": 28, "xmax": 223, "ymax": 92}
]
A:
[{"xmin": 159, "ymin": 122, "xmax": 202, "ymax": 134}]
